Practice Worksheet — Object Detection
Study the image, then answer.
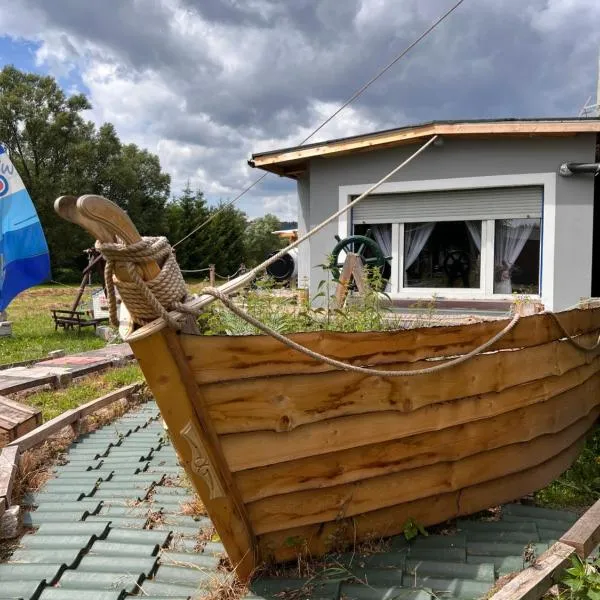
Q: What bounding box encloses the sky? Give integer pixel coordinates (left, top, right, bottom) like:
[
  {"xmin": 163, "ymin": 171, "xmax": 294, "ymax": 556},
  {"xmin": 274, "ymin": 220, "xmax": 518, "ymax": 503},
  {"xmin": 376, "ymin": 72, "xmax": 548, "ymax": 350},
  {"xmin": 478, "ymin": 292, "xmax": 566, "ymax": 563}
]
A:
[{"xmin": 0, "ymin": 0, "xmax": 598, "ymax": 221}]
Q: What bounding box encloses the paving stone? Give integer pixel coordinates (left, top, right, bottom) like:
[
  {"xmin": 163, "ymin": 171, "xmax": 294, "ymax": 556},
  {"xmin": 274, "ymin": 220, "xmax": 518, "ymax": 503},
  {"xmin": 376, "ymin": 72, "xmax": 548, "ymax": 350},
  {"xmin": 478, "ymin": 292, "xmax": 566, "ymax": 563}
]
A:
[
  {"xmin": 400, "ymin": 575, "xmax": 492, "ymax": 599},
  {"xmin": 404, "ymin": 560, "xmax": 495, "ymax": 582},
  {"xmin": 340, "ymin": 583, "xmax": 432, "ymax": 600}
]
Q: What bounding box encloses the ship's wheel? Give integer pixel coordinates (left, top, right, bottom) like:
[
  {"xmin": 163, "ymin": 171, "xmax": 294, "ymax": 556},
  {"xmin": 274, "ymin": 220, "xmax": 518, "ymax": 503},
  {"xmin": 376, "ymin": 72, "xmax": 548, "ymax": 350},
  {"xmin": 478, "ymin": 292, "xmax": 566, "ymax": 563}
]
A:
[
  {"xmin": 328, "ymin": 231, "xmax": 388, "ymax": 281},
  {"xmin": 443, "ymin": 250, "xmax": 471, "ymax": 287}
]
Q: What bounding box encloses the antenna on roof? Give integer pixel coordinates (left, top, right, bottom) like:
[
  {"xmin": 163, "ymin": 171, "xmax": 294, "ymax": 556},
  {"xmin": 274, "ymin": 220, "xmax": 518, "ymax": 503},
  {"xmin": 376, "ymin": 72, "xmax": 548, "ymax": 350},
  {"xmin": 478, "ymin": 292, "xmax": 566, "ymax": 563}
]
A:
[{"xmin": 580, "ymin": 48, "xmax": 600, "ymax": 117}]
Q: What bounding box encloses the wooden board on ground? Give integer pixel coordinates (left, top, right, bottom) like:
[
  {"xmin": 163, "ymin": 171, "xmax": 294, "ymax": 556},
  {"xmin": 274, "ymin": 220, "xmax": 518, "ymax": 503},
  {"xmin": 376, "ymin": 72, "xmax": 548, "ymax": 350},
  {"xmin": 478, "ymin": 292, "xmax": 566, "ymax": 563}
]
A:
[{"xmin": 0, "ymin": 396, "xmax": 42, "ymax": 447}]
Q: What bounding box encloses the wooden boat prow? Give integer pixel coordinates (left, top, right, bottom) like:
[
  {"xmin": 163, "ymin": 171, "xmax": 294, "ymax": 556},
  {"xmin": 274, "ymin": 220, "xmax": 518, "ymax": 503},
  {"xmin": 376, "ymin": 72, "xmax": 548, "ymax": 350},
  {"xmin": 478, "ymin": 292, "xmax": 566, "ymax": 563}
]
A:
[{"xmin": 56, "ymin": 196, "xmax": 600, "ymax": 580}]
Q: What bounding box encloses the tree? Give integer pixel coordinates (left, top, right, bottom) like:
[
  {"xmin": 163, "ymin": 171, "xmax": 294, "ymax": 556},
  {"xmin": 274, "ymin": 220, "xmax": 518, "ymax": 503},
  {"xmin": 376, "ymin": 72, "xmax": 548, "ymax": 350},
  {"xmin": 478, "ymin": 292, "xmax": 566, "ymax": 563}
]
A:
[
  {"xmin": 243, "ymin": 214, "xmax": 286, "ymax": 267},
  {"xmin": 0, "ymin": 65, "xmax": 171, "ymax": 275},
  {"xmin": 204, "ymin": 203, "xmax": 247, "ymax": 276}
]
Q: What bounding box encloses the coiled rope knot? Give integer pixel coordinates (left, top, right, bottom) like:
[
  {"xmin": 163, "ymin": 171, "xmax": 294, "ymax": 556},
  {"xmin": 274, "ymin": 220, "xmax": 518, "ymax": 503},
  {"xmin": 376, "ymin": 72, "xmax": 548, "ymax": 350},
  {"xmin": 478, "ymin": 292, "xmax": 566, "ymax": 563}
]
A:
[{"xmin": 97, "ymin": 236, "xmax": 190, "ymax": 329}]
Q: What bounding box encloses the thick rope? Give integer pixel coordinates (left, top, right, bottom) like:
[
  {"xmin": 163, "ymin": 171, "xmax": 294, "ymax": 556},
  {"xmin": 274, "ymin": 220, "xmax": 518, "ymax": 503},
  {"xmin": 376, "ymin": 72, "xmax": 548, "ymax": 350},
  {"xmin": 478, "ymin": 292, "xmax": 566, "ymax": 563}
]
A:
[{"xmin": 545, "ymin": 310, "xmax": 600, "ymax": 352}]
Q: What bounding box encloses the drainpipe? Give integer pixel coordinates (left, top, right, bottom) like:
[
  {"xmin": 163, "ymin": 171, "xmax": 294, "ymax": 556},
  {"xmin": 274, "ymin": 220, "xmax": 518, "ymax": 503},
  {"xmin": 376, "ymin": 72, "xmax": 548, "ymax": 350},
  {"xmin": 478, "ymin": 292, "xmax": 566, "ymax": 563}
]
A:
[{"xmin": 559, "ymin": 162, "xmax": 600, "ymax": 176}]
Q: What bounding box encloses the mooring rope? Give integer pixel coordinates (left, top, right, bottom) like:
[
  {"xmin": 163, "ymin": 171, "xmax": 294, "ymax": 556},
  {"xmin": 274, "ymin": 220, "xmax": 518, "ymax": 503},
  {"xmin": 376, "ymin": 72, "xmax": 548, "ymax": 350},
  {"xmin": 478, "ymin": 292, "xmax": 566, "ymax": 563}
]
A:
[{"xmin": 544, "ymin": 310, "xmax": 600, "ymax": 352}]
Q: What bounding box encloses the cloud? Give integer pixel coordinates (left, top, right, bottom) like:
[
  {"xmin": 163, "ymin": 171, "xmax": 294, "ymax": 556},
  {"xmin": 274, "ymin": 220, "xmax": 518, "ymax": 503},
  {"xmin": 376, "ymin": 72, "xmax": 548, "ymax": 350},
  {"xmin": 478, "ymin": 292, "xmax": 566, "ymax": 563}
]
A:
[{"xmin": 0, "ymin": 0, "xmax": 599, "ymax": 220}]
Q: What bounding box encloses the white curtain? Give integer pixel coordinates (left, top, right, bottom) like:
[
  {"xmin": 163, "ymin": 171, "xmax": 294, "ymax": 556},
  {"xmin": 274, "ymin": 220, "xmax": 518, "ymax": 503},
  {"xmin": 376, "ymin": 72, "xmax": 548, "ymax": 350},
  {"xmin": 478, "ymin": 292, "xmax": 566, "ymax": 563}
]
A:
[
  {"xmin": 494, "ymin": 219, "xmax": 537, "ymax": 293},
  {"xmin": 404, "ymin": 223, "xmax": 435, "ymax": 284},
  {"xmin": 465, "ymin": 221, "xmax": 481, "ymax": 251},
  {"xmin": 371, "ymin": 225, "xmax": 392, "ymax": 291}
]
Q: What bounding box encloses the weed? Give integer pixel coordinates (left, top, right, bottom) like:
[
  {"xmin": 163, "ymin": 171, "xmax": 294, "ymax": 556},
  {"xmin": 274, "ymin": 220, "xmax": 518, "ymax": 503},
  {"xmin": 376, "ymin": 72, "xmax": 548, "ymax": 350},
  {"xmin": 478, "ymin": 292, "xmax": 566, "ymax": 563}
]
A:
[
  {"xmin": 559, "ymin": 554, "xmax": 600, "ymax": 599},
  {"xmin": 535, "ymin": 425, "xmax": 600, "ymax": 509},
  {"xmin": 402, "ymin": 517, "xmax": 429, "ymax": 541}
]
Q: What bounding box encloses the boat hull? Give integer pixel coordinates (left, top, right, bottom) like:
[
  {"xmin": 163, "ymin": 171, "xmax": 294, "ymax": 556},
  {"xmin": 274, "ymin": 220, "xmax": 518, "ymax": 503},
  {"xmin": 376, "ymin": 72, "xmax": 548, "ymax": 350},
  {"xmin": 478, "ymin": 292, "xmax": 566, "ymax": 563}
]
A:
[{"xmin": 129, "ymin": 307, "xmax": 600, "ymax": 579}]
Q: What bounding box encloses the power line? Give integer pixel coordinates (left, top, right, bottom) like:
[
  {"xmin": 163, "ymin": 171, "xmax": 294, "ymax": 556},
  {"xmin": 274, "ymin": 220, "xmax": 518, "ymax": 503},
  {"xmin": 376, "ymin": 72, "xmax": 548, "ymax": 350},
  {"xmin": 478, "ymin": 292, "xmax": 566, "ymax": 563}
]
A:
[{"xmin": 173, "ymin": 0, "xmax": 467, "ymax": 248}]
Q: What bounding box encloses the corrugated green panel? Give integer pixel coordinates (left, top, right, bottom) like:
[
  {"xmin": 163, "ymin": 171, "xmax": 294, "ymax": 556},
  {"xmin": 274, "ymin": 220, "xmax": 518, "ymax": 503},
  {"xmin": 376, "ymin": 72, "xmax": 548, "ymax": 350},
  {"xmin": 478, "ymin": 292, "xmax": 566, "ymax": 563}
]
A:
[
  {"xmin": 28, "ymin": 500, "xmax": 103, "ymax": 514},
  {"xmin": 457, "ymin": 519, "xmax": 538, "ymax": 533},
  {"xmin": 0, "ymin": 563, "xmax": 64, "ymax": 583},
  {"xmin": 110, "ymin": 474, "xmax": 164, "ymax": 484},
  {"xmin": 465, "ymin": 530, "xmax": 539, "ymax": 543},
  {"xmin": 58, "ymin": 570, "xmax": 145, "ymax": 593},
  {"xmin": 50, "ymin": 469, "xmax": 114, "ymax": 480},
  {"xmin": 20, "ymin": 534, "xmax": 96, "ymax": 550},
  {"xmin": 168, "ymin": 538, "xmax": 199, "ymax": 553},
  {"xmin": 38, "ymin": 589, "xmax": 125, "ymax": 600},
  {"xmin": 404, "ymin": 560, "xmax": 495, "ymax": 582},
  {"xmin": 134, "ymin": 580, "xmax": 197, "ymax": 597},
  {"xmin": 0, "ymin": 580, "xmax": 45, "ymax": 600},
  {"xmin": 251, "ymin": 578, "xmax": 340, "ymax": 598},
  {"xmin": 340, "ymin": 583, "xmax": 431, "ymax": 600},
  {"xmin": 153, "ymin": 487, "xmax": 191, "ymax": 497},
  {"xmin": 411, "ymin": 534, "xmax": 467, "ymax": 549},
  {"xmin": 41, "ymin": 483, "xmax": 99, "ymax": 496},
  {"xmin": 502, "ymin": 503, "xmax": 578, "ymax": 521},
  {"xmin": 400, "ymin": 575, "xmax": 492, "ymax": 599},
  {"xmin": 22, "ymin": 492, "xmax": 85, "ymax": 505},
  {"xmin": 152, "ymin": 499, "xmax": 196, "ymax": 513},
  {"xmin": 331, "ymin": 550, "xmax": 407, "ymax": 570},
  {"xmin": 201, "ymin": 542, "xmax": 225, "ymax": 556},
  {"xmin": 22, "ymin": 511, "xmax": 88, "ymax": 527},
  {"xmin": 466, "ymin": 541, "xmax": 548, "ymax": 557},
  {"xmin": 8, "ymin": 548, "xmax": 83, "ymax": 567},
  {"xmin": 467, "ymin": 555, "xmax": 525, "ymax": 577},
  {"xmin": 106, "ymin": 527, "xmax": 171, "ymax": 547},
  {"xmin": 159, "ymin": 551, "xmax": 220, "ymax": 570},
  {"xmin": 91, "ymin": 490, "xmax": 149, "ymax": 501},
  {"xmin": 152, "ymin": 524, "xmax": 201, "ymax": 537},
  {"xmin": 85, "ymin": 516, "xmax": 149, "ymax": 528},
  {"xmin": 98, "ymin": 505, "xmax": 150, "ymax": 518},
  {"xmin": 76, "ymin": 554, "xmax": 158, "ymax": 576},
  {"xmin": 95, "ymin": 480, "xmax": 153, "ymax": 491},
  {"xmin": 154, "ymin": 564, "xmax": 230, "ymax": 587},
  {"xmin": 90, "ymin": 540, "xmax": 159, "ymax": 557},
  {"xmin": 407, "ymin": 547, "xmax": 466, "ymax": 563},
  {"xmin": 36, "ymin": 522, "xmax": 110, "ymax": 538}
]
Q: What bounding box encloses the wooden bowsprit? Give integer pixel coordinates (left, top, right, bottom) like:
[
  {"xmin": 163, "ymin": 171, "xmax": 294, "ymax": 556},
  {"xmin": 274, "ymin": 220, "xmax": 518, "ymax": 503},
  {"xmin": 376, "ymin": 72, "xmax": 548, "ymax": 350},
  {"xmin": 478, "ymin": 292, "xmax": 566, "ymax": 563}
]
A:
[{"xmin": 334, "ymin": 252, "xmax": 368, "ymax": 309}]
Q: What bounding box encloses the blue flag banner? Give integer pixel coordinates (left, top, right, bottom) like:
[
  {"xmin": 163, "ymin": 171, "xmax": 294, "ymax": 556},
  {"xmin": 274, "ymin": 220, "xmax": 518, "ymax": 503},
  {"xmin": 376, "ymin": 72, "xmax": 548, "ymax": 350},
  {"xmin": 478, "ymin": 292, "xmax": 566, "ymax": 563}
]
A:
[{"xmin": 0, "ymin": 144, "xmax": 51, "ymax": 311}]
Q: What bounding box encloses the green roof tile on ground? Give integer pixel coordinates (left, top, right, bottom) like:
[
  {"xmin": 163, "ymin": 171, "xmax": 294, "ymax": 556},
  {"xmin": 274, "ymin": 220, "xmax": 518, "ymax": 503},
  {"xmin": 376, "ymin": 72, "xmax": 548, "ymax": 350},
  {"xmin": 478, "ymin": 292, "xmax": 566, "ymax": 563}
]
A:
[
  {"xmin": 340, "ymin": 583, "xmax": 432, "ymax": 600},
  {"xmin": 153, "ymin": 564, "xmax": 230, "ymax": 587},
  {"xmin": 0, "ymin": 563, "xmax": 64, "ymax": 583},
  {"xmin": 467, "ymin": 555, "xmax": 525, "ymax": 577},
  {"xmin": 22, "ymin": 492, "xmax": 86, "ymax": 505},
  {"xmin": 539, "ymin": 528, "xmax": 571, "ymax": 542},
  {"xmin": 76, "ymin": 554, "xmax": 158, "ymax": 576},
  {"xmin": 8, "ymin": 548, "xmax": 84, "ymax": 568},
  {"xmin": 152, "ymin": 487, "xmax": 192, "ymax": 497},
  {"xmin": 36, "ymin": 521, "xmax": 110, "ymax": 537},
  {"xmin": 466, "ymin": 541, "xmax": 548, "ymax": 557},
  {"xmin": 501, "ymin": 514, "xmax": 576, "ymax": 529},
  {"xmin": 201, "ymin": 542, "xmax": 225, "ymax": 555},
  {"xmin": 91, "ymin": 489, "xmax": 150, "ymax": 501},
  {"xmin": 334, "ymin": 550, "xmax": 408, "ymax": 569},
  {"xmin": 38, "ymin": 589, "xmax": 126, "ymax": 600},
  {"xmin": 404, "ymin": 560, "xmax": 495, "ymax": 582},
  {"xmin": 463, "ymin": 530, "xmax": 539, "ymax": 543},
  {"xmin": 168, "ymin": 538, "xmax": 199, "ymax": 553},
  {"xmin": 85, "ymin": 515, "xmax": 150, "ymax": 528},
  {"xmin": 106, "ymin": 527, "xmax": 171, "ymax": 547},
  {"xmin": 22, "ymin": 510, "xmax": 89, "ymax": 527},
  {"xmin": 95, "ymin": 480, "xmax": 155, "ymax": 491},
  {"xmin": 98, "ymin": 505, "xmax": 151, "ymax": 517},
  {"xmin": 407, "ymin": 546, "xmax": 466, "ymax": 563},
  {"xmin": 41, "ymin": 482, "xmax": 99, "ymax": 496},
  {"xmin": 411, "ymin": 534, "xmax": 466, "ymax": 549},
  {"xmin": 0, "ymin": 581, "xmax": 45, "ymax": 600},
  {"xmin": 457, "ymin": 519, "xmax": 538, "ymax": 533},
  {"xmin": 159, "ymin": 551, "xmax": 220, "ymax": 570},
  {"xmin": 57, "ymin": 570, "xmax": 145, "ymax": 593},
  {"xmin": 26, "ymin": 500, "xmax": 103, "ymax": 513},
  {"xmin": 110, "ymin": 473, "xmax": 164, "ymax": 484},
  {"xmin": 90, "ymin": 540, "xmax": 160, "ymax": 557},
  {"xmin": 134, "ymin": 580, "xmax": 198, "ymax": 597},
  {"xmin": 250, "ymin": 577, "xmax": 340, "ymax": 599},
  {"xmin": 400, "ymin": 575, "xmax": 491, "ymax": 599},
  {"xmin": 502, "ymin": 503, "xmax": 578, "ymax": 521},
  {"xmin": 19, "ymin": 533, "xmax": 98, "ymax": 550}
]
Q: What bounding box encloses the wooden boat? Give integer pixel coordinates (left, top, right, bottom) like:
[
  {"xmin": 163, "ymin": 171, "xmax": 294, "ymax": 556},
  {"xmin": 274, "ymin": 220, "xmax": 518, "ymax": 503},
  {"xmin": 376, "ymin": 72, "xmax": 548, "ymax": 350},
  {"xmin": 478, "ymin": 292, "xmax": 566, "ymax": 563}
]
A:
[{"xmin": 55, "ymin": 195, "xmax": 600, "ymax": 581}]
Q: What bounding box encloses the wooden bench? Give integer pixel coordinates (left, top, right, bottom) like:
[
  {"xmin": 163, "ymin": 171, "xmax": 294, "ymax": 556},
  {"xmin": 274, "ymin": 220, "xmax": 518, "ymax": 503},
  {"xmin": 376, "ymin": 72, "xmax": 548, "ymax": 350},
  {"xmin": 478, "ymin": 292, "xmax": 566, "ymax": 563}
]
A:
[{"xmin": 51, "ymin": 309, "xmax": 106, "ymax": 333}]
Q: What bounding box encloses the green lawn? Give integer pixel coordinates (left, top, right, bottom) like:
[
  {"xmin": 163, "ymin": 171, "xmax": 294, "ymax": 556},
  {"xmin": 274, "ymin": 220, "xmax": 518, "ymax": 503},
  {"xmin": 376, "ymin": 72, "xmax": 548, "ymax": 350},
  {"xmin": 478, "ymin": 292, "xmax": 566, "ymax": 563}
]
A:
[
  {"xmin": 0, "ymin": 284, "xmax": 106, "ymax": 365},
  {"xmin": 24, "ymin": 363, "xmax": 142, "ymax": 421}
]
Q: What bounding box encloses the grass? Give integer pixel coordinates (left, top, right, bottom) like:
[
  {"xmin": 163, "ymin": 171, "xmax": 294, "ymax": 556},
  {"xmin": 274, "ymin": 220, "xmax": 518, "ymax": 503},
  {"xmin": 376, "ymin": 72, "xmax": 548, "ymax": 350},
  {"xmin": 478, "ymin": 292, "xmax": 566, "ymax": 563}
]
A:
[
  {"xmin": 23, "ymin": 363, "xmax": 142, "ymax": 421},
  {"xmin": 535, "ymin": 425, "xmax": 600, "ymax": 511},
  {"xmin": 1, "ymin": 284, "xmax": 106, "ymax": 365}
]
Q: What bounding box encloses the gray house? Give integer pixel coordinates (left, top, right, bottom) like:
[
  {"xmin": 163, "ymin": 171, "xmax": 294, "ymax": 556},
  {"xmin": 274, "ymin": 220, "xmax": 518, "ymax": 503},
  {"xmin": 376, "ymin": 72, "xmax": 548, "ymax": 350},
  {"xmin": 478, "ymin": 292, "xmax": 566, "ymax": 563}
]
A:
[{"xmin": 250, "ymin": 119, "xmax": 600, "ymax": 312}]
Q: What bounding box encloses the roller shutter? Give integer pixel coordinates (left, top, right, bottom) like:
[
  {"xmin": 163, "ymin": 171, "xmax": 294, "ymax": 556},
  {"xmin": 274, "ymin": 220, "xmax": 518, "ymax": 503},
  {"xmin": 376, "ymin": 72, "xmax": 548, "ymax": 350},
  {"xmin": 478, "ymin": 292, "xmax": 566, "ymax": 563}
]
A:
[{"xmin": 352, "ymin": 186, "xmax": 542, "ymax": 224}]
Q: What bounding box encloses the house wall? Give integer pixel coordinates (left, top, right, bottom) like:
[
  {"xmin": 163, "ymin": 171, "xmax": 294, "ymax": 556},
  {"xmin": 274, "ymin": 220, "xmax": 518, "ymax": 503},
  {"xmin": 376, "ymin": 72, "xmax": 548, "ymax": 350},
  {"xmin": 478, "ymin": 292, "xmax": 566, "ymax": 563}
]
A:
[{"xmin": 303, "ymin": 135, "xmax": 597, "ymax": 311}]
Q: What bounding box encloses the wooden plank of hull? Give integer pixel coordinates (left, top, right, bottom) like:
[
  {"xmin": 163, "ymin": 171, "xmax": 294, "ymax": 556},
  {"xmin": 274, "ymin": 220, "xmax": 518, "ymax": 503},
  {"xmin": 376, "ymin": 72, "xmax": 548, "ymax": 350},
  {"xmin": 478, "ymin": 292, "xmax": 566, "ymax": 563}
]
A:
[
  {"xmin": 204, "ymin": 334, "xmax": 599, "ymax": 434},
  {"xmin": 235, "ymin": 373, "xmax": 600, "ymax": 502},
  {"xmin": 129, "ymin": 330, "xmax": 256, "ymax": 581},
  {"xmin": 183, "ymin": 308, "xmax": 600, "ymax": 384},
  {"xmin": 221, "ymin": 357, "xmax": 600, "ymax": 471},
  {"xmin": 247, "ymin": 411, "xmax": 597, "ymax": 535},
  {"xmin": 257, "ymin": 439, "xmax": 585, "ymax": 563}
]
